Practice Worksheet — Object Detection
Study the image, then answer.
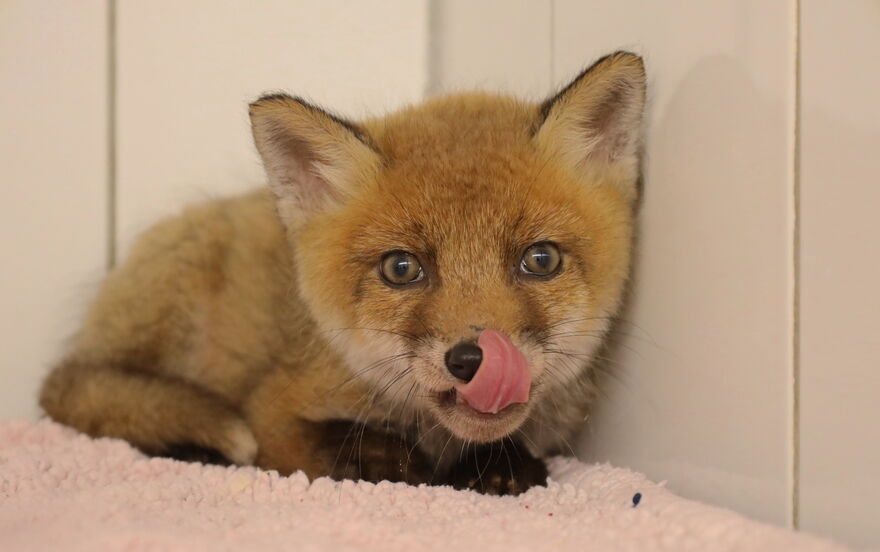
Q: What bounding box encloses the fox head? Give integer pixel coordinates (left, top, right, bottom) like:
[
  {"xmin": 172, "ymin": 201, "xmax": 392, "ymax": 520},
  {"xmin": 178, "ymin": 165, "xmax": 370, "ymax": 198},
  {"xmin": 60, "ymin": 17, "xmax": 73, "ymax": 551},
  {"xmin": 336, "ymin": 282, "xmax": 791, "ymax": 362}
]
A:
[{"xmin": 250, "ymin": 52, "xmax": 646, "ymax": 445}]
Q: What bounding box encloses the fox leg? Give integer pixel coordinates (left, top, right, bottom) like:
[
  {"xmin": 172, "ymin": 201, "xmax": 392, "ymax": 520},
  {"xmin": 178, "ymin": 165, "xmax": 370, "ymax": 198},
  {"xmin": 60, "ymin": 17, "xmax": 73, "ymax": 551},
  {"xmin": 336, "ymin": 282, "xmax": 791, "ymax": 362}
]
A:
[
  {"xmin": 39, "ymin": 358, "xmax": 257, "ymax": 466},
  {"xmin": 244, "ymin": 369, "xmax": 430, "ymax": 483},
  {"xmin": 247, "ymin": 410, "xmax": 431, "ymax": 485}
]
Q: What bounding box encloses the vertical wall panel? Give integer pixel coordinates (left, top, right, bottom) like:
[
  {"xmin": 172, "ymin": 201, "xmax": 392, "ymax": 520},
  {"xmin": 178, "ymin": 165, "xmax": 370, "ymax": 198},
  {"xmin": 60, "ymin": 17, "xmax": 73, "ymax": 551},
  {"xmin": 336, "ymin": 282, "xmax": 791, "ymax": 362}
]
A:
[
  {"xmin": 0, "ymin": 1, "xmax": 109, "ymax": 420},
  {"xmin": 554, "ymin": 1, "xmax": 796, "ymax": 525},
  {"xmin": 799, "ymin": 1, "xmax": 880, "ymax": 547},
  {"xmin": 115, "ymin": 0, "xmax": 429, "ymax": 255}
]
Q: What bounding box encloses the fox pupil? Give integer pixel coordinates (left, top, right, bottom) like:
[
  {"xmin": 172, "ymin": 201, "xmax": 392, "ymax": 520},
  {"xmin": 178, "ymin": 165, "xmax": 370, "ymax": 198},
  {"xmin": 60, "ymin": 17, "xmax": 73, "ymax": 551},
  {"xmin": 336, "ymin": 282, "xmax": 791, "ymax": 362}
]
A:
[
  {"xmin": 534, "ymin": 251, "xmax": 550, "ymax": 268},
  {"xmin": 393, "ymin": 259, "xmax": 409, "ymax": 276}
]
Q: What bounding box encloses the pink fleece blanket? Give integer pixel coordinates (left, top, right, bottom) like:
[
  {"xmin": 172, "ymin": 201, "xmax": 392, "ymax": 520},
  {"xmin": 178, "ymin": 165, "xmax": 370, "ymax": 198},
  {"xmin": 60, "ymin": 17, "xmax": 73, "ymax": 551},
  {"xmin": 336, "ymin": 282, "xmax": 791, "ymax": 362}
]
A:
[{"xmin": 0, "ymin": 420, "xmax": 850, "ymax": 551}]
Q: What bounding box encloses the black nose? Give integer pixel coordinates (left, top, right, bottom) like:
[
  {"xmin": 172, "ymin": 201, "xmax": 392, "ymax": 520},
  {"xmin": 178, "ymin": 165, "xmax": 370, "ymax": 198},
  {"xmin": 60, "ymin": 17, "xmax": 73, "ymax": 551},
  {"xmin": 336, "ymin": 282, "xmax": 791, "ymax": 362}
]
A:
[{"xmin": 445, "ymin": 341, "xmax": 483, "ymax": 382}]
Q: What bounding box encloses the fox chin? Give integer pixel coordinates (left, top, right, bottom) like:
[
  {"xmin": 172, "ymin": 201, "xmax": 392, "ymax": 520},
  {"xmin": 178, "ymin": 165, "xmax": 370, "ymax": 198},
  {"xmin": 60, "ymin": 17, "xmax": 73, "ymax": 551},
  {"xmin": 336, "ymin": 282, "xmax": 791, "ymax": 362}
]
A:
[{"xmin": 40, "ymin": 51, "xmax": 646, "ymax": 496}]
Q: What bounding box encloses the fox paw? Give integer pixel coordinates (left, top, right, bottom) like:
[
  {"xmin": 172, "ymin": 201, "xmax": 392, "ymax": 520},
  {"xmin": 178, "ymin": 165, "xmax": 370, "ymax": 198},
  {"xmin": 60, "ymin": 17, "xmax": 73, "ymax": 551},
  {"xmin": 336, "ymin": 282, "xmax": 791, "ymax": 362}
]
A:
[
  {"xmin": 321, "ymin": 421, "xmax": 431, "ymax": 485},
  {"xmin": 218, "ymin": 419, "xmax": 259, "ymax": 466},
  {"xmin": 447, "ymin": 443, "xmax": 548, "ymax": 496}
]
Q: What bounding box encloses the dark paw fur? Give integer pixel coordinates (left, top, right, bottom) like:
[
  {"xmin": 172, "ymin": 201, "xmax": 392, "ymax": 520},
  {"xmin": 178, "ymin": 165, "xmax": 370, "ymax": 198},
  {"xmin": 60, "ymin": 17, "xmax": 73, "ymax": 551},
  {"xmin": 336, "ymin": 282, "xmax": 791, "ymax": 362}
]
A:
[
  {"xmin": 318, "ymin": 420, "xmax": 431, "ymax": 485},
  {"xmin": 158, "ymin": 443, "xmax": 232, "ymax": 466},
  {"xmin": 446, "ymin": 442, "xmax": 548, "ymax": 496}
]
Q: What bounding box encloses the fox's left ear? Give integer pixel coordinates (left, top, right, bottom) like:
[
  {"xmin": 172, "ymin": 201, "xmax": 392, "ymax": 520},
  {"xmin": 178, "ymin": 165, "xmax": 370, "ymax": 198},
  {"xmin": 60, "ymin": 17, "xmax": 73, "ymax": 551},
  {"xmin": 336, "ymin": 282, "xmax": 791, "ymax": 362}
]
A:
[
  {"xmin": 534, "ymin": 51, "xmax": 646, "ymax": 201},
  {"xmin": 249, "ymin": 94, "xmax": 382, "ymax": 228}
]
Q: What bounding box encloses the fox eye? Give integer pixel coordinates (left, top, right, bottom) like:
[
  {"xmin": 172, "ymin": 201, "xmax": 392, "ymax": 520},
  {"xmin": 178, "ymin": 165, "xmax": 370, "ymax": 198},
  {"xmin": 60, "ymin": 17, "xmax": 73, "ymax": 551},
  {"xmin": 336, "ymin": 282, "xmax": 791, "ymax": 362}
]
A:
[
  {"xmin": 379, "ymin": 251, "xmax": 424, "ymax": 286},
  {"xmin": 520, "ymin": 242, "xmax": 561, "ymax": 277}
]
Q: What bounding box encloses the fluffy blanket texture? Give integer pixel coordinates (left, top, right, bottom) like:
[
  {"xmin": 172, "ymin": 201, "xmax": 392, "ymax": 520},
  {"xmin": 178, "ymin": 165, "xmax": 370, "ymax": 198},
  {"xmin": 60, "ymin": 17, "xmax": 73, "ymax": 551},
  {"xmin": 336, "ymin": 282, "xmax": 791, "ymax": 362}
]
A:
[{"xmin": 0, "ymin": 420, "xmax": 850, "ymax": 551}]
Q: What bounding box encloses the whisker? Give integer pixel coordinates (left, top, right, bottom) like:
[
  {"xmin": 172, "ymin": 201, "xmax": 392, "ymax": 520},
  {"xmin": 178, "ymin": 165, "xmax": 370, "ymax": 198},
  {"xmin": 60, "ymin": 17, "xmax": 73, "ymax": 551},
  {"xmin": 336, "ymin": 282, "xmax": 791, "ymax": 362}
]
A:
[
  {"xmin": 525, "ymin": 415, "xmax": 576, "ymax": 456},
  {"xmin": 431, "ymin": 432, "xmax": 456, "ymax": 483}
]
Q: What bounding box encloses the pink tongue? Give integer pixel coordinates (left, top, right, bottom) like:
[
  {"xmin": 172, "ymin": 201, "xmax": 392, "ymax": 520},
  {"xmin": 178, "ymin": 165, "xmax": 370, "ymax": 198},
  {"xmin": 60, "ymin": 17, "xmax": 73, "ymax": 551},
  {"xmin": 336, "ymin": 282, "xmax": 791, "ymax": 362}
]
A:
[{"xmin": 454, "ymin": 329, "xmax": 531, "ymax": 414}]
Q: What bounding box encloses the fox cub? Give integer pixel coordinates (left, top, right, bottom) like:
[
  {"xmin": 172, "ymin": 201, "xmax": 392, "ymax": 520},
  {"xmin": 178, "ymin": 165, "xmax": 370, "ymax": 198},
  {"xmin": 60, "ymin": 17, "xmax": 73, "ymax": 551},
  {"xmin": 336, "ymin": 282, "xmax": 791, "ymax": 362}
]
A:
[{"xmin": 40, "ymin": 52, "xmax": 645, "ymax": 495}]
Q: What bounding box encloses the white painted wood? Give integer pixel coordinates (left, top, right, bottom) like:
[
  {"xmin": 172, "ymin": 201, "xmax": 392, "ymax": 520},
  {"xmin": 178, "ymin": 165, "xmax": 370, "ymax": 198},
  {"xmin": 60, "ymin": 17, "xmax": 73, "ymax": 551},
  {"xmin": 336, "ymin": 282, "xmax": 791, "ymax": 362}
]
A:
[
  {"xmin": 0, "ymin": 1, "xmax": 108, "ymax": 419},
  {"xmin": 799, "ymin": 1, "xmax": 880, "ymax": 547},
  {"xmin": 115, "ymin": 0, "xmax": 429, "ymax": 255},
  {"xmin": 428, "ymin": 0, "xmax": 552, "ymax": 97},
  {"xmin": 553, "ymin": 1, "xmax": 796, "ymax": 526}
]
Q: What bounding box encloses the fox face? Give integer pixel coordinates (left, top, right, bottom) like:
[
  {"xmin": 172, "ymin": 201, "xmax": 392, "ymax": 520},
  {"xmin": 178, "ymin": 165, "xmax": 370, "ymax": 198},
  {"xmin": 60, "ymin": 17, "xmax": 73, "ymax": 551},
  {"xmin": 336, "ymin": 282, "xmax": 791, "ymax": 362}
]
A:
[{"xmin": 250, "ymin": 52, "xmax": 646, "ymax": 445}]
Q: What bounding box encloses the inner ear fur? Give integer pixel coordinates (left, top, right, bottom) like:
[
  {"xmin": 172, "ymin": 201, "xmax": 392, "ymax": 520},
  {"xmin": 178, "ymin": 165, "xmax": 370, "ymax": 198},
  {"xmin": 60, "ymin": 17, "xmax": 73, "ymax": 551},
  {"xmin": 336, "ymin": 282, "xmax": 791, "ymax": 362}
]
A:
[
  {"xmin": 534, "ymin": 51, "xmax": 646, "ymax": 201},
  {"xmin": 249, "ymin": 93, "xmax": 382, "ymax": 228}
]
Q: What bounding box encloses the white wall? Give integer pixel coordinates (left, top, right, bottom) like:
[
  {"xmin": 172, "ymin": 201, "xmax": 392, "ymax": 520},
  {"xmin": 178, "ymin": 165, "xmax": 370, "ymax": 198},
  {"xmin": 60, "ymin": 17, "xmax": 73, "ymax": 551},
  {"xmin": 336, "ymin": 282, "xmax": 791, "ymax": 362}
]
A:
[
  {"xmin": 114, "ymin": 0, "xmax": 428, "ymax": 256},
  {"xmin": 2, "ymin": 1, "xmax": 878, "ymax": 547},
  {"xmin": 428, "ymin": 0, "xmax": 552, "ymax": 97},
  {"xmin": 798, "ymin": 1, "xmax": 880, "ymax": 548},
  {"xmin": 0, "ymin": 0, "xmax": 109, "ymax": 421}
]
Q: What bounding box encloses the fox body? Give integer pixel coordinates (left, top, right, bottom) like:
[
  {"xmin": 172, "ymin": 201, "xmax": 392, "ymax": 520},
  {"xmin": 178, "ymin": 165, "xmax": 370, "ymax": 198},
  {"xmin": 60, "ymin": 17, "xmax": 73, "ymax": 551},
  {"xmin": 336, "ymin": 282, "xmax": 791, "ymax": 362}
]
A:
[{"xmin": 40, "ymin": 52, "xmax": 646, "ymax": 494}]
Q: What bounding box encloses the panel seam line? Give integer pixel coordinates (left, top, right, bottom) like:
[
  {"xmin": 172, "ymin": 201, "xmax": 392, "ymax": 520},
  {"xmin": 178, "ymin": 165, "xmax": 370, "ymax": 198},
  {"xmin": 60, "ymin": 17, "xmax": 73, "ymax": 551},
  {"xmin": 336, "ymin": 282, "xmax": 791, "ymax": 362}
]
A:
[
  {"xmin": 790, "ymin": 0, "xmax": 802, "ymax": 531},
  {"xmin": 106, "ymin": 0, "xmax": 117, "ymax": 270}
]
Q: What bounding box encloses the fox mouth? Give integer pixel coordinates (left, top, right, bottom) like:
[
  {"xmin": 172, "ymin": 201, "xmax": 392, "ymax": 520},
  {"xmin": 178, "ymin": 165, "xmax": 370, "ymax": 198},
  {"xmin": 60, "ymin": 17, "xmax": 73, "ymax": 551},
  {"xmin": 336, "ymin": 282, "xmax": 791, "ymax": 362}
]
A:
[
  {"xmin": 434, "ymin": 388, "xmax": 523, "ymax": 418},
  {"xmin": 428, "ymin": 387, "xmax": 532, "ymax": 442}
]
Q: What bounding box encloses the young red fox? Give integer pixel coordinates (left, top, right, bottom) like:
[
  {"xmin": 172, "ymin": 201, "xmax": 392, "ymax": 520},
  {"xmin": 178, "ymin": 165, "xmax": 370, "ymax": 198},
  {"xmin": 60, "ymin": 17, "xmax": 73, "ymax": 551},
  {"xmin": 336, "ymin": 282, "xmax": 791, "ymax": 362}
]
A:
[{"xmin": 40, "ymin": 52, "xmax": 645, "ymax": 495}]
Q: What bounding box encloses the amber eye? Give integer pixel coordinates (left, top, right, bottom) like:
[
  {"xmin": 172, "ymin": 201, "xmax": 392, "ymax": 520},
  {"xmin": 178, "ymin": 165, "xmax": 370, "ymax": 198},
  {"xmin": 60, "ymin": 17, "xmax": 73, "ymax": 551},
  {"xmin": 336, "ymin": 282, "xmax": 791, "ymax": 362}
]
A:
[
  {"xmin": 520, "ymin": 242, "xmax": 562, "ymax": 277},
  {"xmin": 379, "ymin": 251, "xmax": 424, "ymax": 286}
]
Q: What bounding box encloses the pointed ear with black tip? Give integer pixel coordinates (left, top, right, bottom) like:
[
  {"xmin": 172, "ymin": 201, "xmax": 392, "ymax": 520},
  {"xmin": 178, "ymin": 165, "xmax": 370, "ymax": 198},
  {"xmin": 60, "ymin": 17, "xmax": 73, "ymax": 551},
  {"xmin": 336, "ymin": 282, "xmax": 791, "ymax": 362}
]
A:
[
  {"xmin": 534, "ymin": 51, "xmax": 646, "ymax": 202},
  {"xmin": 249, "ymin": 94, "xmax": 383, "ymax": 228}
]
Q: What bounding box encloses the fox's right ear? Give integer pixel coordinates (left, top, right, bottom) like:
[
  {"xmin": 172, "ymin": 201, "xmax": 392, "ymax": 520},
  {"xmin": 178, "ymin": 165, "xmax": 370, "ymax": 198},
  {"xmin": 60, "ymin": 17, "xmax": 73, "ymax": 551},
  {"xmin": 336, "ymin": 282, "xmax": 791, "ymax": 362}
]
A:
[{"xmin": 249, "ymin": 94, "xmax": 382, "ymax": 228}]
